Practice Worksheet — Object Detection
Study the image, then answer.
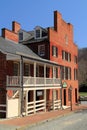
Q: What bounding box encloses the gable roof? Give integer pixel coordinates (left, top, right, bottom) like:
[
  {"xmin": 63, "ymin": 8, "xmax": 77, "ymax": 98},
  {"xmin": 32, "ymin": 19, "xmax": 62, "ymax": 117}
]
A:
[{"xmin": 0, "ymin": 36, "xmax": 40, "ymax": 59}]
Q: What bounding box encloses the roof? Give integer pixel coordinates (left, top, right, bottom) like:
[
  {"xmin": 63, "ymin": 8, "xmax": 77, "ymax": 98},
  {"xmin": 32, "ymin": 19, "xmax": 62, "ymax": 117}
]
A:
[
  {"xmin": 0, "ymin": 37, "xmax": 60, "ymax": 66},
  {"xmin": 0, "ymin": 36, "xmax": 40, "ymax": 59},
  {"xmin": 19, "ymin": 26, "xmax": 48, "ymax": 44}
]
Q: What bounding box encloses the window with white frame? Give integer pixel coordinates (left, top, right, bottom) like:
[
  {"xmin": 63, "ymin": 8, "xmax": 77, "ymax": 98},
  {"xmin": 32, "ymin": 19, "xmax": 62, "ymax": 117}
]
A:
[
  {"xmin": 38, "ymin": 45, "xmax": 45, "ymax": 56},
  {"xmin": 53, "ymin": 67, "xmax": 58, "ymax": 78},
  {"xmin": 52, "ymin": 46, "xmax": 58, "ymax": 57},
  {"xmin": 62, "ymin": 66, "xmax": 71, "ymax": 80},
  {"xmin": 62, "ymin": 50, "xmax": 71, "ymax": 62},
  {"xmin": 36, "ymin": 29, "xmax": 40, "ymax": 38},
  {"xmin": 74, "ymin": 68, "xmax": 78, "ymax": 80}
]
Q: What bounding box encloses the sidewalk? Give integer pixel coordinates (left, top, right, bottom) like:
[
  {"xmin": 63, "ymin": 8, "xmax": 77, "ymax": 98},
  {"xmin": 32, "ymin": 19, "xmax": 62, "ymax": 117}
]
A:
[{"xmin": 0, "ymin": 104, "xmax": 87, "ymax": 130}]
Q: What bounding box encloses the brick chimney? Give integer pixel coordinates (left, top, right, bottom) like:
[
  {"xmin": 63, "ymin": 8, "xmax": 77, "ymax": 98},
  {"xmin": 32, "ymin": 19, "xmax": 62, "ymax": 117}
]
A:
[
  {"xmin": 2, "ymin": 21, "xmax": 21, "ymax": 43},
  {"xmin": 12, "ymin": 21, "xmax": 21, "ymax": 33},
  {"xmin": 54, "ymin": 11, "xmax": 62, "ymax": 32}
]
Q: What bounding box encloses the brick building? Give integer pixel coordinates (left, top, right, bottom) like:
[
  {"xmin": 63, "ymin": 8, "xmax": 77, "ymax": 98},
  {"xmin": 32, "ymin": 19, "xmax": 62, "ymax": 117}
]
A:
[
  {"xmin": 0, "ymin": 10, "xmax": 78, "ymax": 118},
  {"xmin": 19, "ymin": 11, "xmax": 78, "ymax": 106}
]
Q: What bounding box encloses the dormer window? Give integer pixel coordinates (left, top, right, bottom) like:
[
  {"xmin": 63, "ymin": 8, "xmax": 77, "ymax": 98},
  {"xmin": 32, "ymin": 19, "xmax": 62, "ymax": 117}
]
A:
[
  {"xmin": 35, "ymin": 26, "xmax": 42, "ymax": 39},
  {"xmin": 35, "ymin": 26, "xmax": 47, "ymax": 39},
  {"xmin": 36, "ymin": 29, "xmax": 40, "ymax": 38},
  {"xmin": 19, "ymin": 32, "xmax": 23, "ymax": 41}
]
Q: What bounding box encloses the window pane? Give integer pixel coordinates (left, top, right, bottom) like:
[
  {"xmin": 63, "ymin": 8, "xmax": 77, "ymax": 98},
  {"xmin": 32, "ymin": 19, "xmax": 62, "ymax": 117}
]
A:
[
  {"xmin": 38, "ymin": 45, "xmax": 45, "ymax": 56},
  {"xmin": 36, "ymin": 30, "xmax": 40, "ymax": 38},
  {"xmin": 52, "ymin": 46, "xmax": 58, "ymax": 57},
  {"xmin": 13, "ymin": 63, "xmax": 19, "ymax": 76},
  {"xmin": 24, "ymin": 64, "xmax": 30, "ymax": 76}
]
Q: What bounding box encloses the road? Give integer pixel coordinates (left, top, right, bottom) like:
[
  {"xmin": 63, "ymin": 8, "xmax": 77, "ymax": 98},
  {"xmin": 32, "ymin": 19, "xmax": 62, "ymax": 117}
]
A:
[{"xmin": 26, "ymin": 109, "xmax": 87, "ymax": 130}]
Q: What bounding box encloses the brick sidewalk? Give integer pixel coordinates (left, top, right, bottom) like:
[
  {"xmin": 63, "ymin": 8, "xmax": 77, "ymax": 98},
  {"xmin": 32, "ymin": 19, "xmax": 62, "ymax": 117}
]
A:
[{"xmin": 0, "ymin": 104, "xmax": 87, "ymax": 130}]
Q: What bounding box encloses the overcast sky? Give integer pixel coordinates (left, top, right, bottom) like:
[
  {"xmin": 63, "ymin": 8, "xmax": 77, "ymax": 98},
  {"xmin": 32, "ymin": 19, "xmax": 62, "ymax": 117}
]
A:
[{"xmin": 0, "ymin": 0, "xmax": 87, "ymax": 48}]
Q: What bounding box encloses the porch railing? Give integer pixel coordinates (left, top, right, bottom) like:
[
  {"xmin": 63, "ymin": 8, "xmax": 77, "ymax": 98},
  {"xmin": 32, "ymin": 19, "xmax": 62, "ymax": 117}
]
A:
[{"xmin": 7, "ymin": 76, "xmax": 61, "ymax": 87}]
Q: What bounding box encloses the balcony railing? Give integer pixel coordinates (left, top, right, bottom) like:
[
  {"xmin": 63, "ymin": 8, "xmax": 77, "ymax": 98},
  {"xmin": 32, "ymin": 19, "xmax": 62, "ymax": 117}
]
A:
[{"xmin": 7, "ymin": 76, "xmax": 61, "ymax": 87}]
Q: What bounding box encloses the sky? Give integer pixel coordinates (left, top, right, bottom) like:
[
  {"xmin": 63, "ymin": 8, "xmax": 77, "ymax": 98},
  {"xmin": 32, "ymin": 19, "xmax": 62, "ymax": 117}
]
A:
[{"xmin": 0, "ymin": 0, "xmax": 87, "ymax": 48}]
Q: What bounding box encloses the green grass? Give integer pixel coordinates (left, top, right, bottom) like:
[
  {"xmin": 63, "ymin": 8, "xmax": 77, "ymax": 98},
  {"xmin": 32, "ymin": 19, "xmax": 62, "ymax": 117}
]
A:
[{"xmin": 79, "ymin": 92, "xmax": 87, "ymax": 96}]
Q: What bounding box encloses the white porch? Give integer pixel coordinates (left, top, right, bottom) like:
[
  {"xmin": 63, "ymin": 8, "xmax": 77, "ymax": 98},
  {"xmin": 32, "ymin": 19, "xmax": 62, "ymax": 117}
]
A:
[
  {"xmin": 7, "ymin": 76, "xmax": 61, "ymax": 87},
  {"xmin": 5, "ymin": 88, "xmax": 62, "ymax": 118}
]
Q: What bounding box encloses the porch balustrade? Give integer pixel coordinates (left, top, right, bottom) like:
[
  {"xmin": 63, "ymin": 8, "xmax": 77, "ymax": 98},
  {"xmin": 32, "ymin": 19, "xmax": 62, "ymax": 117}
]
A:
[{"xmin": 7, "ymin": 76, "xmax": 61, "ymax": 87}]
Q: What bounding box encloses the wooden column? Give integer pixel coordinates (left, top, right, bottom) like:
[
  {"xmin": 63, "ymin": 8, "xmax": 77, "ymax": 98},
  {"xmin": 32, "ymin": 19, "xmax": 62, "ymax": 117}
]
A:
[
  {"xmin": 44, "ymin": 64, "xmax": 46, "ymax": 112},
  {"xmin": 26, "ymin": 90, "xmax": 28, "ymax": 116},
  {"xmin": 20, "ymin": 56, "xmax": 24, "ymax": 116},
  {"xmin": 34, "ymin": 62, "xmax": 36, "ymax": 113}
]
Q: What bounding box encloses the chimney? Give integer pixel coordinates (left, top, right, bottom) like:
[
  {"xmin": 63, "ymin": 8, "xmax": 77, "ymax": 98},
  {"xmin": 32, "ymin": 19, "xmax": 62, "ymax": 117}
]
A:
[
  {"xmin": 1, "ymin": 21, "xmax": 21, "ymax": 43},
  {"xmin": 2, "ymin": 28, "xmax": 19, "ymax": 43},
  {"xmin": 54, "ymin": 11, "xmax": 62, "ymax": 32},
  {"xmin": 12, "ymin": 21, "xmax": 21, "ymax": 33}
]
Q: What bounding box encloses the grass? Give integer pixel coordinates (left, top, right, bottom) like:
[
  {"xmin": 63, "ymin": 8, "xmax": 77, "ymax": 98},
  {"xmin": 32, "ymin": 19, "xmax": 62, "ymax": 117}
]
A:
[{"xmin": 79, "ymin": 92, "xmax": 87, "ymax": 96}]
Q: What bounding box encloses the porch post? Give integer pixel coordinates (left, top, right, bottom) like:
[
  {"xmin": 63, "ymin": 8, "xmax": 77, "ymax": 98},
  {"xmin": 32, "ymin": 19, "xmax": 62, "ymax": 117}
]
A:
[
  {"xmin": 34, "ymin": 90, "xmax": 36, "ymax": 114},
  {"xmin": 44, "ymin": 64, "xmax": 46, "ymax": 112},
  {"xmin": 26, "ymin": 90, "xmax": 28, "ymax": 116},
  {"xmin": 53, "ymin": 66, "xmax": 55, "ymax": 110},
  {"xmin": 34, "ymin": 62, "xmax": 36, "ymax": 113},
  {"xmin": 20, "ymin": 55, "xmax": 24, "ymax": 116},
  {"xmin": 44, "ymin": 64, "xmax": 46, "ymax": 85},
  {"xmin": 34, "ymin": 62, "xmax": 36, "ymax": 85}
]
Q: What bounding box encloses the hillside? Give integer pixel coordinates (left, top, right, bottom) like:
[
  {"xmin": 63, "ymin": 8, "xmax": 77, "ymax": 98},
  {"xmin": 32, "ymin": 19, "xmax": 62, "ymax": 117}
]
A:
[{"xmin": 78, "ymin": 48, "xmax": 87, "ymax": 86}]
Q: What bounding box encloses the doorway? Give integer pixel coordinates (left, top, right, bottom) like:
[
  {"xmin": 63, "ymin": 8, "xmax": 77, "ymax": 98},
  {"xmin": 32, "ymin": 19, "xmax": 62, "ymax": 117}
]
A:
[
  {"xmin": 75, "ymin": 88, "xmax": 77, "ymax": 103},
  {"xmin": 64, "ymin": 89, "xmax": 66, "ymax": 105}
]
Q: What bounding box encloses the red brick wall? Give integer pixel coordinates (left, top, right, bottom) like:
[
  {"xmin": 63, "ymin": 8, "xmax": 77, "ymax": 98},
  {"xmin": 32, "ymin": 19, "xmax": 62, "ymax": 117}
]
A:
[
  {"xmin": 48, "ymin": 11, "xmax": 78, "ymax": 105},
  {"xmin": 27, "ymin": 41, "xmax": 50, "ymax": 60},
  {"xmin": 2, "ymin": 21, "xmax": 20, "ymax": 43},
  {"xmin": 2, "ymin": 28, "xmax": 19, "ymax": 43},
  {"xmin": 0, "ymin": 52, "xmax": 6, "ymax": 104}
]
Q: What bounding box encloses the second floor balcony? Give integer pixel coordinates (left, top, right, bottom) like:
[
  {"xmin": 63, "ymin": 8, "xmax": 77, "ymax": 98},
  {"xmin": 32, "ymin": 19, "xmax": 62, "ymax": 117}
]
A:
[{"xmin": 7, "ymin": 76, "xmax": 61, "ymax": 88}]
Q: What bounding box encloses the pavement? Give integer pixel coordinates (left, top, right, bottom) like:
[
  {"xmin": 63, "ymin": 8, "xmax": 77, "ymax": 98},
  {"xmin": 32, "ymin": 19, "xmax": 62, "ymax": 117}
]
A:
[{"xmin": 0, "ymin": 104, "xmax": 87, "ymax": 130}]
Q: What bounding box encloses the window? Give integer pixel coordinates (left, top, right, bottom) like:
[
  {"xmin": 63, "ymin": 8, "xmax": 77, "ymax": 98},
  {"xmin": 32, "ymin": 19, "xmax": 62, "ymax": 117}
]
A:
[
  {"xmin": 74, "ymin": 69, "xmax": 78, "ymax": 80},
  {"xmin": 13, "ymin": 62, "xmax": 19, "ymax": 76},
  {"xmin": 62, "ymin": 50, "xmax": 65, "ymax": 60},
  {"xmin": 19, "ymin": 32, "xmax": 23, "ymax": 41},
  {"xmin": 68, "ymin": 53, "xmax": 71, "ymax": 62},
  {"xmin": 52, "ymin": 46, "xmax": 58, "ymax": 57},
  {"xmin": 74, "ymin": 56, "xmax": 78, "ymax": 64},
  {"xmin": 53, "ymin": 67, "xmax": 58, "ymax": 78},
  {"xmin": 62, "ymin": 66, "xmax": 71, "ymax": 80},
  {"xmin": 24, "ymin": 64, "xmax": 30, "ymax": 76},
  {"xmin": 38, "ymin": 45, "xmax": 45, "ymax": 56},
  {"xmin": 65, "ymin": 52, "xmax": 68, "ymax": 61},
  {"xmin": 36, "ymin": 65, "xmax": 39, "ymax": 77},
  {"xmin": 36, "ymin": 29, "xmax": 40, "ymax": 38},
  {"xmin": 68, "ymin": 68, "xmax": 71, "ymax": 80},
  {"xmin": 62, "ymin": 50, "xmax": 71, "ymax": 62}
]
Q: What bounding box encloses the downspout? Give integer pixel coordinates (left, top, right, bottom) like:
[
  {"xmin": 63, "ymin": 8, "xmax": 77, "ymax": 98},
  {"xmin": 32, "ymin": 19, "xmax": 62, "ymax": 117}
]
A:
[{"xmin": 20, "ymin": 55, "xmax": 24, "ymax": 116}]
